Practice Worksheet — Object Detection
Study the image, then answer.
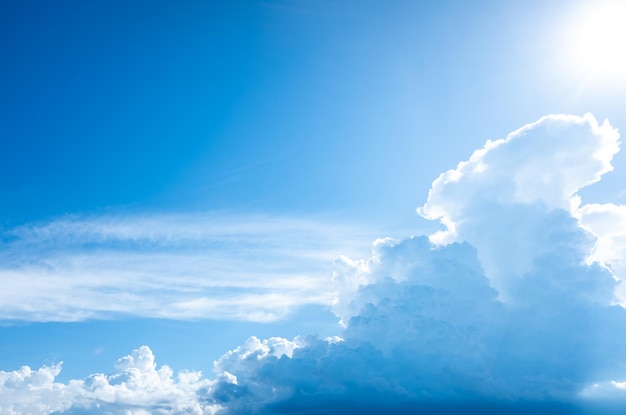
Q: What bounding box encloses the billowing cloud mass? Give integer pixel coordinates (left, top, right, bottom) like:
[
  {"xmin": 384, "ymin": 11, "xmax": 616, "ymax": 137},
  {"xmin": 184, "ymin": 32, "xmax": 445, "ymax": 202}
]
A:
[
  {"xmin": 418, "ymin": 113, "xmax": 621, "ymax": 296},
  {"xmin": 4, "ymin": 113, "xmax": 626, "ymax": 414}
]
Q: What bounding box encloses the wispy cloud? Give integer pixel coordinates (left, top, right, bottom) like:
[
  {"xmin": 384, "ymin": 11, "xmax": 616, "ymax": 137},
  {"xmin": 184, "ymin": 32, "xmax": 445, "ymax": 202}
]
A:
[{"xmin": 0, "ymin": 213, "xmax": 378, "ymax": 323}]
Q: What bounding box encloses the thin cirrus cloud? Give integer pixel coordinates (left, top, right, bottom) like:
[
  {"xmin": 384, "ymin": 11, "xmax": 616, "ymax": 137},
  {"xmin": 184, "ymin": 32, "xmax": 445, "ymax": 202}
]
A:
[
  {"xmin": 4, "ymin": 113, "xmax": 626, "ymax": 414},
  {"xmin": 0, "ymin": 213, "xmax": 377, "ymax": 323}
]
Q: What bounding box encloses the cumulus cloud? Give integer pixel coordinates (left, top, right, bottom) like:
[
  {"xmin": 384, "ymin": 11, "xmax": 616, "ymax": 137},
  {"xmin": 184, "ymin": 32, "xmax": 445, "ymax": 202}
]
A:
[
  {"xmin": 0, "ymin": 346, "xmax": 220, "ymax": 415},
  {"xmin": 419, "ymin": 113, "xmax": 621, "ymax": 296},
  {"xmin": 0, "ymin": 214, "xmax": 377, "ymax": 322},
  {"xmin": 5, "ymin": 113, "xmax": 626, "ymax": 414},
  {"xmin": 204, "ymin": 113, "xmax": 626, "ymax": 414},
  {"xmin": 577, "ymin": 203, "xmax": 626, "ymax": 299},
  {"xmin": 209, "ymin": 237, "xmax": 626, "ymax": 413}
]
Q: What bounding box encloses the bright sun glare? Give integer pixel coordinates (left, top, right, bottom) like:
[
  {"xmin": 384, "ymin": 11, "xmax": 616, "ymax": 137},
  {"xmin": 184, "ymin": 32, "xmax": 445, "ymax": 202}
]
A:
[{"xmin": 564, "ymin": 1, "xmax": 626, "ymax": 85}]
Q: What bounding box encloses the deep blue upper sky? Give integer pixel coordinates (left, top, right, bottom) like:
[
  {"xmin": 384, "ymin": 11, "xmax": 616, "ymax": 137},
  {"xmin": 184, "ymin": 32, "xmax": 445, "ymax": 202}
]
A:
[{"xmin": 5, "ymin": 0, "xmax": 622, "ymax": 230}]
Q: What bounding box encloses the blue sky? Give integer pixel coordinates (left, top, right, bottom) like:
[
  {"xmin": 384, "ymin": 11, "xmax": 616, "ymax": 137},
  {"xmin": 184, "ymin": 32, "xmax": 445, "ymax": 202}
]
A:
[{"xmin": 2, "ymin": 1, "xmax": 626, "ymax": 414}]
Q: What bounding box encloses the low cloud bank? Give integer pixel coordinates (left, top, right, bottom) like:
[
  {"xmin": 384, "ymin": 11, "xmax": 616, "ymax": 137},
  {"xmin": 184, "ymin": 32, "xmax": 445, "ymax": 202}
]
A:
[
  {"xmin": 4, "ymin": 114, "xmax": 626, "ymax": 414},
  {"xmin": 0, "ymin": 346, "xmax": 220, "ymax": 415}
]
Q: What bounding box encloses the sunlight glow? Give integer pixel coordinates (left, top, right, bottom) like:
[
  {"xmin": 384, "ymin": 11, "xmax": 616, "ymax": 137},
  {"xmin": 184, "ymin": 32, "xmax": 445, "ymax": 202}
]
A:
[{"xmin": 564, "ymin": 1, "xmax": 626, "ymax": 85}]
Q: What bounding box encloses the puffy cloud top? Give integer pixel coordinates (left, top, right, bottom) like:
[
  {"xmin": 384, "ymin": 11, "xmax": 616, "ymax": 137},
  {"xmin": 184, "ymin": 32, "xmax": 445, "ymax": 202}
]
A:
[
  {"xmin": 420, "ymin": 114, "xmax": 619, "ymax": 241},
  {"xmin": 419, "ymin": 114, "xmax": 621, "ymax": 296}
]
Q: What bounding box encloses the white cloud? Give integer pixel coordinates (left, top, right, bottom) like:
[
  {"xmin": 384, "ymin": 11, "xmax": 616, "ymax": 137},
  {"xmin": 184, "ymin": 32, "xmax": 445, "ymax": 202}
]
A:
[
  {"xmin": 0, "ymin": 346, "xmax": 220, "ymax": 415},
  {"xmin": 420, "ymin": 114, "xmax": 619, "ymax": 236},
  {"xmin": 577, "ymin": 203, "xmax": 626, "ymax": 301},
  {"xmin": 210, "ymin": 336, "xmax": 308, "ymax": 412},
  {"xmin": 0, "ymin": 213, "xmax": 378, "ymax": 322},
  {"xmin": 209, "ymin": 229, "xmax": 626, "ymax": 414},
  {"xmin": 418, "ymin": 113, "xmax": 621, "ymax": 297},
  {"xmin": 213, "ymin": 336, "xmax": 304, "ymax": 380}
]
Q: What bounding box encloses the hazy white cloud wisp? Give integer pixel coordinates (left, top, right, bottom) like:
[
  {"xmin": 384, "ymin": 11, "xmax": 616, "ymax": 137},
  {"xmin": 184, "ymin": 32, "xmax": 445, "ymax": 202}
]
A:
[{"xmin": 0, "ymin": 214, "xmax": 376, "ymax": 323}]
